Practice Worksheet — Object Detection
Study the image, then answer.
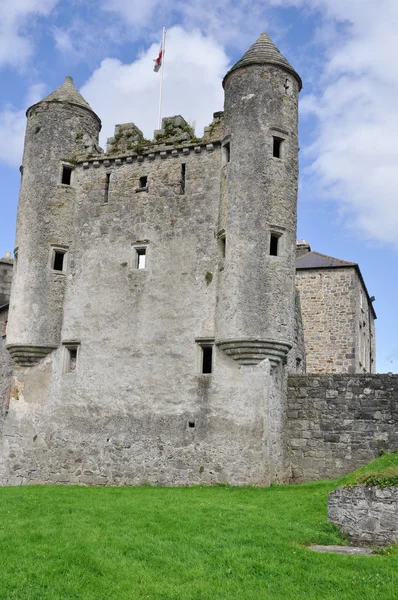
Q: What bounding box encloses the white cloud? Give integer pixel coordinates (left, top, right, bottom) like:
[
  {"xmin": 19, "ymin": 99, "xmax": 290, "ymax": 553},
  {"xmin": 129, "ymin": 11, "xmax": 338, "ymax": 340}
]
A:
[
  {"xmin": 81, "ymin": 26, "xmax": 229, "ymax": 147},
  {"xmin": 0, "ymin": 83, "xmax": 45, "ymax": 166},
  {"xmin": 0, "ymin": 0, "xmax": 59, "ymax": 68},
  {"xmin": 270, "ymin": 0, "xmax": 398, "ymax": 246},
  {"xmin": 101, "ymin": 0, "xmax": 272, "ymax": 48}
]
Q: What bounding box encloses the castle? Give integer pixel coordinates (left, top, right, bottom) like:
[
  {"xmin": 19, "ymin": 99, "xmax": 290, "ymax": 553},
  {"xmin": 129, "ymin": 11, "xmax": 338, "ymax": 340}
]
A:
[{"xmin": 1, "ymin": 33, "xmax": 395, "ymax": 488}]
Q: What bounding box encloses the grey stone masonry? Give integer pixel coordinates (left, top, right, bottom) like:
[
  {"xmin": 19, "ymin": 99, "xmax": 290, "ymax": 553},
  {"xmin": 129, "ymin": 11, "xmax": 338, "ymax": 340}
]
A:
[
  {"xmin": 0, "ymin": 257, "xmax": 13, "ymax": 308},
  {"xmin": 0, "ymin": 35, "xmax": 303, "ymax": 487},
  {"xmin": 296, "ymin": 266, "xmax": 376, "ymax": 374},
  {"xmin": 0, "ymin": 305, "xmax": 12, "ymax": 434},
  {"xmin": 329, "ymin": 485, "xmax": 398, "ymax": 546},
  {"xmin": 288, "ymin": 374, "xmax": 398, "ymax": 481}
]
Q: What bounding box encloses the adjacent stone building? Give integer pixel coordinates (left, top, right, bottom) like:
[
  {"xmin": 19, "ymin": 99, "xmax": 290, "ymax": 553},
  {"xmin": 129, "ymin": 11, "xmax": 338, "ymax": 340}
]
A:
[
  {"xmin": 296, "ymin": 242, "xmax": 376, "ymax": 374},
  {"xmin": 0, "ymin": 33, "xmax": 388, "ymax": 487}
]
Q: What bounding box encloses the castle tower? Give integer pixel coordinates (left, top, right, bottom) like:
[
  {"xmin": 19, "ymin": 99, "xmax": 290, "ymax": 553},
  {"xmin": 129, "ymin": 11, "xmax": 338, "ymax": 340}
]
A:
[
  {"xmin": 6, "ymin": 77, "xmax": 101, "ymax": 366},
  {"xmin": 216, "ymin": 33, "xmax": 302, "ymax": 365}
]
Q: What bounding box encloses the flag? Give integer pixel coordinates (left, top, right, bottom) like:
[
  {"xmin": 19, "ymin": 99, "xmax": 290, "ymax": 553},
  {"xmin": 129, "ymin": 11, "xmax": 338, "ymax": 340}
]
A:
[{"xmin": 153, "ymin": 42, "xmax": 164, "ymax": 72}]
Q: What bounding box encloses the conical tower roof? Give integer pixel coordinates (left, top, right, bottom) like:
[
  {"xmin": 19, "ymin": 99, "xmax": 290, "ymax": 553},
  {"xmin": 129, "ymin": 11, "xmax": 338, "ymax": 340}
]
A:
[
  {"xmin": 27, "ymin": 76, "xmax": 100, "ymax": 123},
  {"xmin": 223, "ymin": 33, "xmax": 302, "ymax": 90}
]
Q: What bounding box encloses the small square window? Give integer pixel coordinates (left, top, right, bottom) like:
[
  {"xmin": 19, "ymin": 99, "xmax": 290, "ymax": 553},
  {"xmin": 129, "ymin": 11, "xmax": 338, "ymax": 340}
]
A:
[
  {"xmin": 270, "ymin": 234, "xmax": 280, "ymax": 256},
  {"xmin": 272, "ymin": 137, "xmax": 283, "ymax": 159},
  {"xmin": 196, "ymin": 339, "xmax": 215, "ymax": 374},
  {"xmin": 63, "ymin": 344, "xmax": 79, "ymax": 373},
  {"xmin": 222, "ymin": 142, "xmax": 230, "ymax": 165},
  {"xmin": 136, "ymin": 247, "xmax": 147, "ymax": 269},
  {"xmin": 52, "ymin": 249, "xmax": 67, "ymax": 272},
  {"xmin": 61, "ymin": 165, "xmax": 73, "ymax": 185},
  {"xmin": 202, "ymin": 346, "xmax": 213, "ymax": 374}
]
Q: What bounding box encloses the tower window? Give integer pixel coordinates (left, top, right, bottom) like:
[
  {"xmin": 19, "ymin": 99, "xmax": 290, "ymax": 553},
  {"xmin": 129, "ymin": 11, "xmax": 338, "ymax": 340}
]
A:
[
  {"xmin": 61, "ymin": 166, "xmax": 73, "ymax": 185},
  {"xmin": 104, "ymin": 173, "xmax": 110, "ymax": 204},
  {"xmin": 270, "ymin": 234, "xmax": 280, "ymax": 256},
  {"xmin": 63, "ymin": 343, "xmax": 79, "ymax": 373},
  {"xmin": 272, "ymin": 137, "xmax": 283, "ymax": 159},
  {"xmin": 222, "ymin": 142, "xmax": 230, "ymax": 165},
  {"xmin": 180, "ymin": 163, "xmax": 186, "ymax": 194},
  {"xmin": 139, "ymin": 176, "xmax": 147, "ymax": 189},
  {"xmin": 53, "ymin": 250, "xmax": 66, "ymax": 271},
  {"xmin": 202, "ymin": 346, "xmax": 213, "ymax": 374},
  {"xmin": 218, "ymin": 233, "xmax": 226, "ymax": 259},
  {"xmin": 136, "ymin": 247, "xmax": 146, "ymax": 269}
]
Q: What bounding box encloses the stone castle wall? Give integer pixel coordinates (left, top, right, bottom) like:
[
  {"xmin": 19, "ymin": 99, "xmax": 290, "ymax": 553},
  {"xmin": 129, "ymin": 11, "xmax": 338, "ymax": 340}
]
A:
[
  {"xmin": 288, "ymin": 374, "xmax": 398, "ymax": 481},
  {"xmin": 0, "ymin": 305, "xmax": 12, "ymax": 434},
  {"xmin": 296, "ymin": 267, "xmax": 375, "ymax": 374},
  {"xmin": 0, "ymin": 259, "xmax": 13, "ymax": 308}
]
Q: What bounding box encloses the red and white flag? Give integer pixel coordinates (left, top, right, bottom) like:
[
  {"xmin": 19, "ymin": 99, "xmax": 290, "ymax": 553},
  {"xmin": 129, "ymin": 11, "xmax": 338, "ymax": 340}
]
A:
[{"xmin": 153, "ymin": 40, "xmax": 164, "ymax": 72}]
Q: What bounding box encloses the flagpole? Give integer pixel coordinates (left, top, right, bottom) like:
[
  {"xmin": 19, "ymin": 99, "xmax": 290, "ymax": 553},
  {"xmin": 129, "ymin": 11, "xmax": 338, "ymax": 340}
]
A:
[{"xmin": 157, "ymin": 27, "xmax": 166, "ymax": 130}]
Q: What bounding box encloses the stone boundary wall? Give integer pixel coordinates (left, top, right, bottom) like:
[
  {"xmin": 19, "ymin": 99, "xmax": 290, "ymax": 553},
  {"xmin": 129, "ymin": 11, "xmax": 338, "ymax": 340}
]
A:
[
  {"xmin": 328, "ymin": 485, "xmax": 398, "ymax": 546},
  {"xmin": 287, "ymin": 374, "xmax": 398, "ymax": 481}
]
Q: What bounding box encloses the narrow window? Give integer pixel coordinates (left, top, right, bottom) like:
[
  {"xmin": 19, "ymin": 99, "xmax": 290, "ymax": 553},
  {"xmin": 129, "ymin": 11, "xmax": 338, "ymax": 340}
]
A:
[
  {"xmin": 62, "ymin": 166, "xmax": 73, "ymax": 185},
  {"xmin": 139, "ymin": 176, "xmax": 147, "ymax": 189},
  {"xmin": 219, "ymin": 235, "xmax": 226, "ymax": 259},
  {"xmin": 270, "ymin": 234, "xmax": 279, "ymax": 256},
  {"xmin": 2, "ymin": 315, "xmax": 7, "ymax": 336},
  {"xmin": 222, "ymin": 142, "xmax": 230, "ymax": 165},
  {"xmin": 68, "ymin": 348, "xmax": 77, "ymax": 372},
  {"xmin": 180, "ymin": 163, "xmax": 186, "ymax": 194},
  {"xmin": 104, "ymin": 173, "xmax": 110, "ymax": 204},
  {"xmin": 202, "ymin": 346, "xmax": 213, "ymax": 374},
  {"xmin": 63, "ymin": 345, "xmax": 79, "ymax": 373},
  {"xmin": 272, "ymin": 137, "xmax": 283, "ymax": 159},
  {"xmin": 136, "ymin": 248, "xmax": 146, "ymax": 269},
  {"xmin": 53, "ymin": 251, "xmax": 66, "ymax": 271},
  {"xmin": 296, "ymin": 357, "xmax": 302, "ymax": 373}
]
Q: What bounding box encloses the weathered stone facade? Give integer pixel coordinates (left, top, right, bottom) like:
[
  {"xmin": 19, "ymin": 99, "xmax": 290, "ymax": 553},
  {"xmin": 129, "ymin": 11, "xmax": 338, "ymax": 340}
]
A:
[
  {"xmin": 0, "ymin": 256, "xmax": 13, "ymax": 308},
  {"xmin": 0, "ymin": 33, "xmax": 384, "ymax": 487},
  {"xmin": 288, "ymin": 374, "xmax": 398, "ymax": 481},
  {"xmin": 296, "ymin": 253, "xmax": 376, "ymax": 374},
  {"xmin": 329, "ymin": 485, "xmax": 398, "ymax": 546},
  {"xmin": 0, "ymin": 34, "xmax": 303, "ymax": 486}
]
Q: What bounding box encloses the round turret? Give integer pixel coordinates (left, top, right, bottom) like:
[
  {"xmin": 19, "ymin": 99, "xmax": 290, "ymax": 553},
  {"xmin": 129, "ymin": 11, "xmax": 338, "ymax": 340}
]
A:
[
  {"xmin": 7, "ymin": 77, "xmax": 101, "ymax": 365},
  {"xmin": 216, "ymin": 33, "xmax": 301, "ymax": 364}
]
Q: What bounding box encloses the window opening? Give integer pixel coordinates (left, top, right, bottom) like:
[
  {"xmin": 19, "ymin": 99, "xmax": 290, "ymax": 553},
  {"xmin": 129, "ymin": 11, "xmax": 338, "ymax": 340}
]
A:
[
  {"xmin": 270, "ymin": 234, "xmax": 279, "ymax": 256},
  {"xmin": 222, "ymin": 142, "xmax": 230, "ymax": 165},
  {"xmin": 139, "ymin": 176, "xmax": 147, "ymax": 189},
  {"xmin": 220, "ymin": 236, "xmax": 226, "ymax": 259},
  {"xmin": 272, "ymin": 137, "xmax": 283, "ymax": 159},
  {"xmin": 63, "ymin": 345, "xmax": 79, "ymax": 373},
  {"xmin": 136, "ymin": 248, "xmax": 146, "ymax": 269},
  {"xmin": 53, "ymin": 251, "xmax": 66, "ymax": 271},
  {"xmin": 62, "ymin": 166, "xmax": 72, "ymax": 185},
  {"xmin": 68, "ymin": 348, "xmax": 77, "ymax": 373},
  {"xmin": 188, "ymin": 421, "xmax": 195, "ymax": 428},
  {"xmin": 180, "ymin": 163, "xmax": 186, "ymax": 194},
  {"xmin": 202, "ymin": 346, "xmax": 213, "ymax": 374},
  {"xmin": 104, "ymin": 173, "xmax": 110, "ymax": 204}
]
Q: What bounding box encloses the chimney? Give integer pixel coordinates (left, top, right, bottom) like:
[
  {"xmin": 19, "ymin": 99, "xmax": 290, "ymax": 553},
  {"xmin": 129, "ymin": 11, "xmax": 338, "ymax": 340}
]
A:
[
  {"xmin": 296, "ymin": 239, "xmax": 311, "ymax": 257},
  {"xmin": 5, "ymin": 252, "xmax": 11, "ymax": 259}
]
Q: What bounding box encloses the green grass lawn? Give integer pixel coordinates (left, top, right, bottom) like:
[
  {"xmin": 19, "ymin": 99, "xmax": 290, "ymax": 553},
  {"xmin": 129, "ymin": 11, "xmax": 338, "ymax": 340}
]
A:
[{"xmin": 0, "ymin": 465, "xmax": 397, "ymax": 599}]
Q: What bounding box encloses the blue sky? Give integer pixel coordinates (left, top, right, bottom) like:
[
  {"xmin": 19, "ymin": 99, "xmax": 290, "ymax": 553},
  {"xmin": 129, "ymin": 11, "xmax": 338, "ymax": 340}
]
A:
[{"xmin": 1, "ymin": 0, "xmax": 397, "ymax": 372}]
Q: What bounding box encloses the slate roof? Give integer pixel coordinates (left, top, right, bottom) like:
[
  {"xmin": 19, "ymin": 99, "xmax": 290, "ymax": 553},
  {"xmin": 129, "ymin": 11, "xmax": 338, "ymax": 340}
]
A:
[
  {"xmin": 27, "ymin": 76, "xmax": 100, "ymax": 123},
  {"xmin": 296, "ymin": 251, "xmax": 356, "ymax": 270},
  {"xmin": 224, "ymin": 33, "xmax": 302, "ymax": 90}
]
